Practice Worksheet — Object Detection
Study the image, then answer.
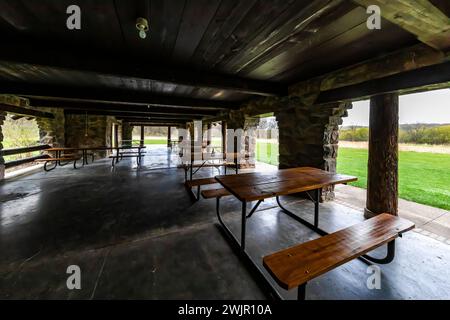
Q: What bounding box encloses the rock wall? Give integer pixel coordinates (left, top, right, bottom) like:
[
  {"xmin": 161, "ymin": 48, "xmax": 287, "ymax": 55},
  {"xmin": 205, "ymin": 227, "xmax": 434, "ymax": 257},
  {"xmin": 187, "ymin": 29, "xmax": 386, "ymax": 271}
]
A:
[
  {"xmin": 65, "ymin": 115, "xmax": 114, "ymax": 157},
  {"xmin": 121, "ymin": 122, "xmax": 133, "ymax": 145},
  {"xmin": 36, "ymin": 108, "xmax": 65, "ymax": 147},
  {"xmin": 276, "ymin": 99, "xmax": 352, "ymax": 200}
]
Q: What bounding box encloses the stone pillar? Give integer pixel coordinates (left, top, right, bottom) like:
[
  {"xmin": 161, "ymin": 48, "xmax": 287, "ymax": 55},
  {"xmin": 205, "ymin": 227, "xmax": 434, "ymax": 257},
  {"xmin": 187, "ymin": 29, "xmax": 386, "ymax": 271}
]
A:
[
  {"xmin": 0, "ymin": 111, "xmax": 6, "ymax": 180},
  {"xmin": 365, "ymin": 93, "xmax": 399, "ymax": 217},
  {"xmin": 276, "ymin": 99, "xmax": 352, "ymax": 200},
  {"xmin": 65, "ymin": 114, "xmax": 114, "ymax": 157},
  {"xmin": 36, "ymin": 108, "xmax": 65, "ymax": 147},
  {"xmin": 121, "ymin": 122, "xmax": 133, "ymax": 146},
  {"xmin": 226, "ymin": 111, "xmax": 258, "ymax": 169}
]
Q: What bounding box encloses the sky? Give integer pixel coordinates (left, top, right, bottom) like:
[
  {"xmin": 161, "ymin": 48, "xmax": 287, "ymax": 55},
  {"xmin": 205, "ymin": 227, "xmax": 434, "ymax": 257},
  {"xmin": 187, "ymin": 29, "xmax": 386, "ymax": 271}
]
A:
[{"xmin": 342, "ymin": 89, "xmax": 450, "ymax": 126}]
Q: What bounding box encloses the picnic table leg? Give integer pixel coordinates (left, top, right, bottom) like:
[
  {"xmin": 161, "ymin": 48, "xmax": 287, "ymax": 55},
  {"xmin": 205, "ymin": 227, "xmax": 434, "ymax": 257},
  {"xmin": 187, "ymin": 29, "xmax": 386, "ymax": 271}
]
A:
[
  {"xmin": 241, "ymin": 201, "xmax": 247, "ymax": 250},
  {"xmin": 298, "ymin": 283, "xmax": 307, "ymax": 300},
  {"xmin": 314, "ymin": 189, "xmax": 320, "ymax": 228}
]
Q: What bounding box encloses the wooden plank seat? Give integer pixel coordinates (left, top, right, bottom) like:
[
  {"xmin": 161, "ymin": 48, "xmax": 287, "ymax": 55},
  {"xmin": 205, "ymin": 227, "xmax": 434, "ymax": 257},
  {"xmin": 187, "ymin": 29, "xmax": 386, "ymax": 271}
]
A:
[
  {"xmin": 262, "ymin": 213, "xmax": 415, "ymax": 300},
  {"xmin": 201, "ymin": 188, "xmax": 231, "ymax": 199},
  {"xmin": 185, "ymin": 177, "xmax": 218, "ymax": 201},
  {"xmin": 35, "ymin": 156, "xmax": 82, "ymax": 171}
]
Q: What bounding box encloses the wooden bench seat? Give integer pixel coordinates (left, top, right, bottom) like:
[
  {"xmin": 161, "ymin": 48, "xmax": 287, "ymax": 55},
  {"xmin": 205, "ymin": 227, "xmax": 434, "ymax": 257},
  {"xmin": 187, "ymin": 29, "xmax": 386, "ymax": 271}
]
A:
[
  {"xmin": 185, "ymin": 177, "xmax": 217, "ymax": 188},
  {"xmin": 263, "ymin": 213, "xmax": 414, "ymax": 299},
  {"xmin": 185, "ymin": 177, "xmax": 219, "ymax": 201},
  {"xmin": 201, "ymin": 188, "xmax": 231, "ymax": 199}
]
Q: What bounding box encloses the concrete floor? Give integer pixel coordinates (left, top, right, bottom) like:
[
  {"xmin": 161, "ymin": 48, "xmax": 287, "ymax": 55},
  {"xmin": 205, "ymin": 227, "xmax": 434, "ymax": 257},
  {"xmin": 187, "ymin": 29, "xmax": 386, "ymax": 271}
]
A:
[{"xmin": 1, "ymin": 146, "xmax": 449, "ymax": 299}]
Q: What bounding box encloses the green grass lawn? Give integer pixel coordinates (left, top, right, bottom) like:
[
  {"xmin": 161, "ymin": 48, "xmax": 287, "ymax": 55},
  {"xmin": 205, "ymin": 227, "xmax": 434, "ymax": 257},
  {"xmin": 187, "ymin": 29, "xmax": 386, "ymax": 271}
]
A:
[
  {"xmin": 256, "ymin": 142, "xmax": 279, "ymax": 165},
  {"xmin": 144, "ymin": 139, "xmax": 167, "ymax": 145},
  {"xmin": 337, "ymin": 148, "xmax": 450, "ymax": 211},
  {"xmin": 255, "ymin": 142, "xmax": 450, "ymax": 210}
]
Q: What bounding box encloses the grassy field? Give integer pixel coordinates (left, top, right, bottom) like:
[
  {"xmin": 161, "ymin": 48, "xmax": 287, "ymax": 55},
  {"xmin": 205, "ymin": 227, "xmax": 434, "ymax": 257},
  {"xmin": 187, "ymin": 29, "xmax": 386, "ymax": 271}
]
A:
[
  {"xmin": 256, "ymin": 142, "xmax": 279, "ymax": 165},
  {"xmin": 255, "ymin": 142, "xmax": 450, "ymax": 210},
  {"xmin": 337, "ymin": 148, "xmax": 450, "ymax": 210}
]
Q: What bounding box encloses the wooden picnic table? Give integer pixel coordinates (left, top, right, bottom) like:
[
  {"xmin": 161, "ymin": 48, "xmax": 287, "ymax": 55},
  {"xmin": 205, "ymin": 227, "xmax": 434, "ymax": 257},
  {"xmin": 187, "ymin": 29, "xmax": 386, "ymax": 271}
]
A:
[
  {"xmin": 214, "ymin": 167, "xmax": 357, "ymax": 299},
  {"xmin": 181, "ymin": 152, "xmax": 242, "ymax": 181}
]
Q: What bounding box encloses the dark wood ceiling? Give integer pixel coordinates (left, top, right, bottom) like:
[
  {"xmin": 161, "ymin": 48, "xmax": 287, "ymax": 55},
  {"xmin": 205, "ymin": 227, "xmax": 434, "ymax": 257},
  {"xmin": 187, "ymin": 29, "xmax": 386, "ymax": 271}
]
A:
[{"xmin": 0, "ymin": 0, "xmax": 421, "ymax": 121}]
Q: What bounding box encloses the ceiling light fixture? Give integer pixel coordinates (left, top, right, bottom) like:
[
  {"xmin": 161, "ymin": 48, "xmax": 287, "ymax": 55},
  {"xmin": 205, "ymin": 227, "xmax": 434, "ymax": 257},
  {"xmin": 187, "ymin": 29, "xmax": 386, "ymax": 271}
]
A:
[{"xmin": 136, "ymin": 17, "xmax": 149, "ymax": 39}]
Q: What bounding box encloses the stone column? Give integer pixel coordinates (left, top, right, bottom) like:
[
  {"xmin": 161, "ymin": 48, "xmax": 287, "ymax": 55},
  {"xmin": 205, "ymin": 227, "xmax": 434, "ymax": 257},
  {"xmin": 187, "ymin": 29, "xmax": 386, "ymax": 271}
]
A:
[
  {"xmin": 276, "ymin": 99, "xmax": 352, "ymax": 200},
  {"xmin": 365, "ymin": 93, "xmax": 399, "ymax": 217},
  {"xmin": 121, "ymin": 122, "xmax": 133, "ymax": 146},
  {"xmin": 65, "ymin": 114, "xmax": 113, "ymax": 157},
  {"xmin": 226, "ymin": 111, "xmax": 258, "ymax": 169},
  {"xmin": 36, "ymin": 108, "xmax": 65, "ymax": 147},
  {"xmin": 0, "ymin": 111, "xmax": 6, "ymax": 180}
]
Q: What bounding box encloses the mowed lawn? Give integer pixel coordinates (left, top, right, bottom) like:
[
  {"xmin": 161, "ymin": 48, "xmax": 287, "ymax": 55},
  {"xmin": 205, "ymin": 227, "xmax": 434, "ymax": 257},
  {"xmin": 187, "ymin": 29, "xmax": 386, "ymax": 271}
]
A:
[
  {"xmin": 255, "ymin": 142, "xmax": 450, "ymax": 211},
  {"xmin": 338, "ymin": 148, "xmax": 450, "ymax": 210}
]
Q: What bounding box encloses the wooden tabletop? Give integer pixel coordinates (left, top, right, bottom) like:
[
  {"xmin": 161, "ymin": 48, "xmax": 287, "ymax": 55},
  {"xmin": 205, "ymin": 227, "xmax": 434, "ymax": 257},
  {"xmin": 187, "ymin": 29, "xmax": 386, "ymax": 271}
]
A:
[{"xmin": 215, "ymin": 167, "xmax": 357, "ymax": 202}]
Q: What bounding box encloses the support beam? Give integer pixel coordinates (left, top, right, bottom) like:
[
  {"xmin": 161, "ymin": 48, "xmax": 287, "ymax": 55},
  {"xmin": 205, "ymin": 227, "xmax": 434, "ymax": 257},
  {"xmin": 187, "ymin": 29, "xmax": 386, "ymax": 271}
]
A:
[
  {"xmin": 317, "ymin": 61, "xmax": 450, "ymax": 104},
  {"xmin": 64, "ymin": 109, "xmax": 203, "ymax": 120},
  {"xmin": 354, "ymin": 0, "xmax": 450, "ymax": 50},
  {"xmin": 0, "ymin": 43, "xmax": 285, "ymax": 97},
  {"xmin": 289, "ymin": 44, "xmax": 449, "ymax": 101},
  {"xmin": 0, "ymin": 103, "xmax": 54, "ymax": 119},
  {"xmin": 365, "ymin": 93, "xmax": 399, "ymax": 218},
  {"xmin": 222, "ymin": 121, "xmax": 228, "ymax": 154},
  {"xmin": 0, "ymin": 82, "xmax": 240, "ymax": 109},
  {"xmin": 140, "ymin": 126, "xmax": 145, "ymax": 147},
  {"xmin": 29, "ymin": 98, "xmax": 220, "ymax": 116},
  {"xmin": 167, "ymin": 126, "xmax": 172, "ymax": 148}
]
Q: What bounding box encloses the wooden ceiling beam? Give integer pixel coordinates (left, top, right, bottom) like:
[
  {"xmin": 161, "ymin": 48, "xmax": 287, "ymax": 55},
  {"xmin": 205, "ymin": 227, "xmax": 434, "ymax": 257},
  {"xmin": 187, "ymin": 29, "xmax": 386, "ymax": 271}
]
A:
[
  {"xmin": 316, "ymin": 61, "xmax": 450, "ymax": 104},
  {"xmin": 0, "ymin": 103, "xmax": 54, "ymax": 119},
  {"xmin": 0, "ymin": 82, "xmax": 239, "ymax": 109},
  {"xmin": 65, "ymin": 109, "xmax": 200, "ymax": 120},
  {"xmin": 29, "ymin": 98, "xmax": 218, "ymax": 116},
  {"xmin": 289, "ymin": 44, "xmax": 449, "ymax": 101},
  {"xmin": 353, "ymin": 0, "xmax": 450, "ymax": 50},
  {"xmin": 0, "ymin": 42, "xmax": 286, "ymax": 97}
]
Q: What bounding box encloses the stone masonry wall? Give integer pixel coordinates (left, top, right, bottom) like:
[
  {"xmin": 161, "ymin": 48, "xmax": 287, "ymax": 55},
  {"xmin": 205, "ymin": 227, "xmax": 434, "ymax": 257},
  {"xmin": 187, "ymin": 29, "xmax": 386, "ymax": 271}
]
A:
[
  {"xmin": 121, "ymin": 122, "xmax": 133, "ymax": 145},
  {"xmin": 65, "ymin": 115, "xmax": 113, "ymax": 157},
  {"xmin": 36, "ymin": 108, "xmax": 65, "ymax": 147},
  {"xmin": 275, "ymin": 99, "xmax": 352, "ymax": 200}
]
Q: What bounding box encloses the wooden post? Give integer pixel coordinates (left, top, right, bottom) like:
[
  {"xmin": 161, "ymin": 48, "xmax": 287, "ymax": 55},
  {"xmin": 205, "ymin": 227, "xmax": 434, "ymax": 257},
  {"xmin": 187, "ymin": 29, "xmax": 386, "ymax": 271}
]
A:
[
  {"xmin": 140, "ymin": 125, "xmax": 144, "ymax": 147},
  {"xmin": 365, "ymin": 93, "xmax": 399, "ymax": 217},
  {"xmin": 167, "ymin": 126, "xmax": 171, "ymax": 148},
  {"xmin": 114, "ymin": 124, "xmax": 119, "ymax": 148},
  {"xmin": 222, "ymin": 121, "xmax": 227, "ymax": 154},
  {"xmin": 206, "ymin": 123, "xmax": 212, "ymax": 150}
]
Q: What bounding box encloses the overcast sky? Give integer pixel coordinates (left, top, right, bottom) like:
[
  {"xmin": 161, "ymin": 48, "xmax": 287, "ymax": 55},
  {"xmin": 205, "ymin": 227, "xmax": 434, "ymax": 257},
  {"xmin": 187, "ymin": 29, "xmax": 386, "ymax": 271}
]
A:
[{"xmin": 342, "ymin": 89, "xmax": 450, "ymax": 126}]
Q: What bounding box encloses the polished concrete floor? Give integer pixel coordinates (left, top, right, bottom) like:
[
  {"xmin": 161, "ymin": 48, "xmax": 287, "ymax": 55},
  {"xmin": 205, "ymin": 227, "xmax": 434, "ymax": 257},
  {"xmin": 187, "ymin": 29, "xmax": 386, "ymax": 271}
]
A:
[{"xmin": 1, "ymin": 146, "xmax": 449, "ymax": 299}]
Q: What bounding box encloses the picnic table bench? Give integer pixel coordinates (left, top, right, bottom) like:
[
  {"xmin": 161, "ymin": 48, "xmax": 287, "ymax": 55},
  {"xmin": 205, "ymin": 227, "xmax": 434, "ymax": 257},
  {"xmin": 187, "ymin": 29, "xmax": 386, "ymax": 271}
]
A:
[
  {"xmin": 211, "ymin": 167, "xmax": 415, "ymax": 300},
  {"xmin": 263, "ymin": 213, "xmax": 414, "ymax": 299},
  {"xmin": 35, "ymin": 154, "xmax": 82, "ymax": 171}
]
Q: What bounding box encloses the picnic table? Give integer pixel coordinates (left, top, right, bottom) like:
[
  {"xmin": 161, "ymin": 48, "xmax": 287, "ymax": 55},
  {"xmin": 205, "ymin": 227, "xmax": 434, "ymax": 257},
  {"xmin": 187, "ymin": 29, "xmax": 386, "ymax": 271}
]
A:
[
  {"xmin": 181, "ymin": 152, "xmax": 241, "ymax": 182},
  {"xmin": 214, "ymin": 167, "xmax": 359, "ymax": 298}
]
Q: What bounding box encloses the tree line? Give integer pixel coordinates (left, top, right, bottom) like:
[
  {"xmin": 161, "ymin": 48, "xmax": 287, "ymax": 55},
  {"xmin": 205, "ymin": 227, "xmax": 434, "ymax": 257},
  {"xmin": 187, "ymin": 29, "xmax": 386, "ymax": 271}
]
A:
[{"xmin": 340, "ymin": 124, "xmax": 450, "ymax": 145}]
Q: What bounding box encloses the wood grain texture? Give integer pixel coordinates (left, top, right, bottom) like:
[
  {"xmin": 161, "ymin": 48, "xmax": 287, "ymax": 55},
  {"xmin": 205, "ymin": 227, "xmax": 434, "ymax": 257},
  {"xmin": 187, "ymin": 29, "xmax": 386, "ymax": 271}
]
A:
[
  {"xmin": 263, "ymin": 213, "xmax": 415, "ymax": 290},
  {"xmin": 215, "ymin": 167, "xmax": 357, "ymax": 202}
]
